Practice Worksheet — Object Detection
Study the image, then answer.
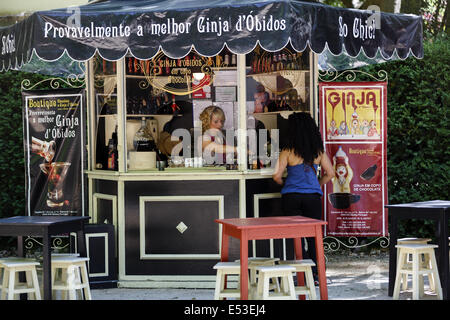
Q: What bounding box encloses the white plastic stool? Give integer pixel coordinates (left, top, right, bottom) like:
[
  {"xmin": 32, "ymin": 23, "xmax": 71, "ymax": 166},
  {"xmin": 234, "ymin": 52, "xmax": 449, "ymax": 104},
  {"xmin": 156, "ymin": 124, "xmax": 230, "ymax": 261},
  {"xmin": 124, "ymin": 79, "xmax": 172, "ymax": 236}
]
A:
[
  {"xmin": 236, "ymin": 257, "xmax": 281, "ymax": 295},
  {"xmin": 278, "ymin": 259, "xmax": 317, "ymax": 300},
  {"xmin": 397, "ymin": 238, "xmax": 434, "ymax": 292},
  {"xmin": 51, "ymin": 256, "xmax": 91, "ymax": 300},
  {"xmin": 213, "ymin": 262, "xmax": 244, "ymax": 300},
  {"xmin": 393, "ymin": 244, "xmax": 442, "ymax": 300},
  {"xmin": 0, "ymin": 257, "xmax": 35, "ymax": 292},
  {"xmin": 0, "ymin": 258, "xmax": 41, "ymax": 300},
  {"xmin": 255, "ymin": 265, "xmax": 296, "ymax": 300}
]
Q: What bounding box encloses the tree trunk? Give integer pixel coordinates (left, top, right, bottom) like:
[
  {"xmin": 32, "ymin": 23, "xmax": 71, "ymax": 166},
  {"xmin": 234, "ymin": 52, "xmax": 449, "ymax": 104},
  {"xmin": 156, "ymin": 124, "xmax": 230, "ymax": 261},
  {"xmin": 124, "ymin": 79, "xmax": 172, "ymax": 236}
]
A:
[
  {"xmin": 430, "ymin": 0, "xmax": 443, "ymax": 35},
  {"xmin": 440, "ymin": 0, "xmax": 449, "ymax": 35}
]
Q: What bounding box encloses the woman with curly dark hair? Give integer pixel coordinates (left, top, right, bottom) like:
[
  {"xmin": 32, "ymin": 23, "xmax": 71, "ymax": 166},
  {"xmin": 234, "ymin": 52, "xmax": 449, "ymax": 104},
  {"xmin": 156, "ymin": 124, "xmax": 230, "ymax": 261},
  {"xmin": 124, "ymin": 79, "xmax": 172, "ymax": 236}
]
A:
[{"xmin": 272, "ymin": 112, "xmax": 334, "ymax": 279}]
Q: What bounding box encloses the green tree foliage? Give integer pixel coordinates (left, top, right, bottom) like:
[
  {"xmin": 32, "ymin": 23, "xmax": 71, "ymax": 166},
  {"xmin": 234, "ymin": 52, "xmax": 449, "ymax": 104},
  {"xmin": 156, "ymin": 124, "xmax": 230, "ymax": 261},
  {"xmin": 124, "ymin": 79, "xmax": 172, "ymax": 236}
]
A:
[
  {"xmin": 380, "ymin": 35, "xmax": 450, "ymax": 237},
  {"xmin": 0, "ymin": 71, "xmax": 47, "ymax": 219}
]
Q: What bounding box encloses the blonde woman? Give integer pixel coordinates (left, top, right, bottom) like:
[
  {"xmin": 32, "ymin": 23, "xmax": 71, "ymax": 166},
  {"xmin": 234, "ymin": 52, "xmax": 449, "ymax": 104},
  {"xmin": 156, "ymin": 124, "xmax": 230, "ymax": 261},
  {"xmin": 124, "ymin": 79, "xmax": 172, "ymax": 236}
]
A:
[{"xmin": 199, "ymin": 106, "xmax": 237, "ymax": 164}]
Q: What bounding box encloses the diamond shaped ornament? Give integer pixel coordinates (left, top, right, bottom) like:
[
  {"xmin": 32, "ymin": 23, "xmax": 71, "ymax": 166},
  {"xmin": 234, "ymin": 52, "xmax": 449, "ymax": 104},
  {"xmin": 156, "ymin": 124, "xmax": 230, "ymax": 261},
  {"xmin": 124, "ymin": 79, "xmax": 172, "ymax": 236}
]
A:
[{"xmin": 176, "ymin": 221, "xmax": 188, "ymax": 234}]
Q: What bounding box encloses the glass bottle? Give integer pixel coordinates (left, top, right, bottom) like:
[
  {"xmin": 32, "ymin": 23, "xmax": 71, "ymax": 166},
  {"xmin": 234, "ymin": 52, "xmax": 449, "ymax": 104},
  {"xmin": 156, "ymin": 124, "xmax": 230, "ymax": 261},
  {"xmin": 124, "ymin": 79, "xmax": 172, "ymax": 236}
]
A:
[
  {"xmin": 107, "ymin": 126, "xmax": 118, "ymax": 170},
  {"xmin": 133, "ymin": 117, "xmax": 156, "ymax": 152}
]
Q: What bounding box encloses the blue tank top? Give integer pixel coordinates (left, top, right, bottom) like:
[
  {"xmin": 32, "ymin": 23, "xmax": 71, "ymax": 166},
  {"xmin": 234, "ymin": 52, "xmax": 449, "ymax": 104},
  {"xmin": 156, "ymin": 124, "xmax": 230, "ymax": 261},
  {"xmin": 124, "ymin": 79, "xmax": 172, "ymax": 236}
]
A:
[{"xmin": 281, "ymin": 163, "xmax": 323, "ymax": 196}]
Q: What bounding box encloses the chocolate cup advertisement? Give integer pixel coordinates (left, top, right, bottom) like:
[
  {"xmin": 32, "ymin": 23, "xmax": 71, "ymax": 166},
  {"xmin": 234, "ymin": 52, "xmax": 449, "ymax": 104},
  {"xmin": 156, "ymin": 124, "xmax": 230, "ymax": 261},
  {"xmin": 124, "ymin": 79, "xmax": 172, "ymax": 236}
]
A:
[
  {"xmin": 319, "ymin": 82, "xmax": 388, "ymax": 237},
  {"xmin": 23, "ymin": 89, "xmax": 85, "ymax": 216}
]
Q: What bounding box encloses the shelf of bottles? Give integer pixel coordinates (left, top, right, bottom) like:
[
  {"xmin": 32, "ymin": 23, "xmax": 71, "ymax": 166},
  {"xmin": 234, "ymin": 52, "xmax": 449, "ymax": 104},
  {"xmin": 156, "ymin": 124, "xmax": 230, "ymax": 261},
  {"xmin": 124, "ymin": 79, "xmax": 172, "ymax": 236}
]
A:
[
  {"xmin": 246, "ymin": 44, "xmax": 310, "ymax": 114},
  {"xmin": 93, "ymin": 54, "xmax": 119, "ymax": 171},
  {"xmin": 247, "ymin": 49, "xmax": 308, "ymax": 75}
]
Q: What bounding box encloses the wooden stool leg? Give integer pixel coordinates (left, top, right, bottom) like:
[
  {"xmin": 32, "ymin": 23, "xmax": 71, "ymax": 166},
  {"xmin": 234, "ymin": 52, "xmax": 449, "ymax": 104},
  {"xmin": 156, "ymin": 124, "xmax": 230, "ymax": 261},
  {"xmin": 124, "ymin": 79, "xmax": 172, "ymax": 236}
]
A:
[
  {"xmin": 393, "ymin": 250, "xmax": 406, "ymax": 300},
  {"xmin": 31, "ymin": 268, "xmax": 41, "ymax": 300},
  {"xmin": 287, "ymin": 275, "xmax": 296, "ymax": 300},
  {"xmin": 305, "ymin": 268, "xmax": 317, "ymax": 300},
  {"xmin": 25, "ymin": 270, "xmax": 35, "ymax": 300},
  {"xmin": 1, "ymin": 269, "xmax": 9, "ymax": 300},
  {"xmin": 262, "ymin": 274, "xmax": 270, "ymax": 300},
  {"xmin": 51, "ymin": 266, "xmax": 58, "ymax": 299},
  {"xmin": 271, "ymin": 277, "xmax": 280, "ymax": 292},
  {"xmin": 401, "ymin": 253, "xmax": 409, "ymax": 290},
  {"xmin": 428, "ymin": 250, "xmax": 443, "ymax": 300},
  {"xmin": 61, "ymin": 268, "xmax": 68, "ymax": 300},
  {"xmin": 7, "ymin": 268, "xmax": 15, "ymax": 300},
  {"xmin": 281, "ymin": 276, "xmax": 288, "ymax": 294},
  {"xmin": 214, "ymin": 270, "xmax": 222, "ymax": 300},
  {"xmin": 250, "ymin": 268, "xmax": 257, "ymax": 285},
  {"xmin": 412, "ymin": 252, "xmax": 420, "ymax": 300},
  {"xmin": 426, "ymin": 256, "xmax": 435, "ymax": 292},
  {"xmin": 67, "ymin": 266, "xmax": 77, "ymax": 300},
  {"xmin": 419, "ymin": 274, "xmax": 424, "ymax": 297},
  {"xmin": 80, "ymin": 264, "xmax": 91, "ymax": 300}
]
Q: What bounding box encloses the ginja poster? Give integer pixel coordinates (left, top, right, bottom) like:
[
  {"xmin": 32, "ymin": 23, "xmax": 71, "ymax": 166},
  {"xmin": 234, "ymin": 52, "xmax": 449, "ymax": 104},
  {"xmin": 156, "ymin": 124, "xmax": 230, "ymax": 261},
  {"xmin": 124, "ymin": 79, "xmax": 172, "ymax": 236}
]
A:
[
  {"xmin": 319, "ymin": 82, "xmax": 388, "ymax": 237},
  {"xmin": 22, "ymin": 89, "xmax": 85, "ymax": 216}
]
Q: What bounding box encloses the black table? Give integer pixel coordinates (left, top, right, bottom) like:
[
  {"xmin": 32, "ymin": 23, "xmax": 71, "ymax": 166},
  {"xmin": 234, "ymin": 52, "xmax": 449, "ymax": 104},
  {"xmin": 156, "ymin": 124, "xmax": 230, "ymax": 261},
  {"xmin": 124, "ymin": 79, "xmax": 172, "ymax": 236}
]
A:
[
  {"xmin": 0, "ymin": 215, "xmax": 90, "ymax": 300},
  {"xmin": 386, "ymin": 200, "xmax": 450, "ymax": 299}
]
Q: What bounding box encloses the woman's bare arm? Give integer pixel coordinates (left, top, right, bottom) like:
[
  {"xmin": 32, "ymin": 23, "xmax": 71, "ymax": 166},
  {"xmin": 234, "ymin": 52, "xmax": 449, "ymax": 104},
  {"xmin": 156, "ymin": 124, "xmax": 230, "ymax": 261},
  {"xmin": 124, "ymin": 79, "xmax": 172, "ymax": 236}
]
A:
[
  {"xmin": 318, "ymin": 152, "xmax": 334, "ymax": 186},
  {"xmin": 272, "ymin": 150, "xmax": 289, "ymax": 185}
]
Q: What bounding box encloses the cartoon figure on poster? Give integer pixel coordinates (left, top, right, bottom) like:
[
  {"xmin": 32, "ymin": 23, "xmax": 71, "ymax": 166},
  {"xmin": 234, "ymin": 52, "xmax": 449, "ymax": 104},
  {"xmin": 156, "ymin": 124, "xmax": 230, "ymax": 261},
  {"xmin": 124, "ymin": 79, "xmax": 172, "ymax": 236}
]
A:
[
  {"xmin": 350, "ymin": 112, "xmax": 360, "ymax": 137},
  {"xmin": 367, "ymin": 120, "xmax": 379, "ymax": 137},
  {"xmin": 360, "ymin": 119, "xmax": 370, "ymax": 135},
  {"xmin": 327, "ymin": 120, "xmax": 338, "ymax": 139},
  {"xmin": 338, "ymin": 120, "xmax": 349, "ymax": 136},
  {"xmin": 332, "ymin": 146, "xmax": 353, "ymax": 193}
]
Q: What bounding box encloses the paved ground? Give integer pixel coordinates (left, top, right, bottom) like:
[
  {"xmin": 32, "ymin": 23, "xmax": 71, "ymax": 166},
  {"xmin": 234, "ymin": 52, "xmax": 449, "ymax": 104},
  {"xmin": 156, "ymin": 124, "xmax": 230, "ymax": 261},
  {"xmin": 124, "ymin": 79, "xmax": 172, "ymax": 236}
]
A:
[{"xmin": 90, "ymin": 252, "xmax": 441, "ymax": 301}]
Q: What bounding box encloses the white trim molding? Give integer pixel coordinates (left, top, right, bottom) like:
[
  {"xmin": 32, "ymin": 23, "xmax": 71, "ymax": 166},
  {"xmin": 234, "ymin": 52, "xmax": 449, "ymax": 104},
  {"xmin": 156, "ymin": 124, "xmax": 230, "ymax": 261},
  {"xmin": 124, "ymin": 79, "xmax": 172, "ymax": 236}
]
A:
[
  {"xmin": 139, "ymin": 195, "xmax": 224, "ymax": 260},
  {"xmin": 86, "ymin": 232, "xmax": 109, "ymax": 277},
  {"xmin": 252, "ymin": 192, "xmax": 282, "ymax": 259}
]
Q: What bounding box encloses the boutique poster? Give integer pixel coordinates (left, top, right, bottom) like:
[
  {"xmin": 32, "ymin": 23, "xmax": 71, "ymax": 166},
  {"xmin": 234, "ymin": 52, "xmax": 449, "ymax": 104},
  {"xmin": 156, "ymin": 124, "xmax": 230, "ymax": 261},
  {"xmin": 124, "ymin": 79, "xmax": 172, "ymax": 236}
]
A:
[
  {"xmin": 22, "ymin": 89, "xmax": 85, "ymax": 216},
  {"xmin": 319, "ymin": 82, "xmax": 388, "ymax": 236}
]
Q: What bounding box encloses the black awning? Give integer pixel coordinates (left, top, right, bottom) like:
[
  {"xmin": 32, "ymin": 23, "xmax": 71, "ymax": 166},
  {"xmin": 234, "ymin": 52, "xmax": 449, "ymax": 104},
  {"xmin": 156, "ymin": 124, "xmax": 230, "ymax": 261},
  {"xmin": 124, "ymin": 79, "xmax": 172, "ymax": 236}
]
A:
[{"xmin": 0, "ymin": 0, "xmax": 423, "ymax": 71}]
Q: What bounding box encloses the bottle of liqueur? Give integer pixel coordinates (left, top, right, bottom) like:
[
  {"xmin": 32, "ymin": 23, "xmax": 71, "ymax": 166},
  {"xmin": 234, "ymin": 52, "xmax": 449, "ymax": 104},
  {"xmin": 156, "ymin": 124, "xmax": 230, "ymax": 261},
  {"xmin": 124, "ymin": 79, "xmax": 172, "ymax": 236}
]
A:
[
  {"xmin": 277, "ymin": 53, "xmax": 283, "ymax": 71},
  {"xmin": 165, "ymin": 58, "xmax": 170, "ymax": 75},
  {"xmin": 134, "ymin": 58, "xmax": 140, "ymax": 74},
  {"xmin": 155, "ymin": 95, "xmax": 162, "ymax": 114},
  {"xmin": 156, "ymin": 93, "xmax": 171, "ymax": 115},
  {"xmin": 162, "ymin": 93, "xmax": 172, "ymax": 114},
  {"xmin": 297, "ymin": 52, "xmax": 303, "ymax": 70},
  {"xmin": 128, "ymin": 57, "xmax": 133, "ymax": 74},
  {"xmin": 271, "ymin": 54, "xmax": 277, "ymax": 72},
  {"xmin": 266, "ymin": 93, "xmax": 277, "ymax": 112},
  {"xmin": 290, "ymin": 54, "xmax": 297, "ymax": 70},
  {"xmin": 287, "ymin": 54, "xmax": 293, "ymax": 70},
  {"xmin": 171, "ymin": 95, "xmax": 181, "ymax": 115},
  {"xmin": 276, "ymin": 94, "xmax": 283, "ymax": 110},
  {"xmin": 231, "ymin": 54, "xmax": 236, "ymax": 67},
  {"xmin": 256, "ymin": 55, "xmax": 262, "ymax": 73},
  {"xmin": 148, "ymin": 95, "xmax": 157, "ymax": 114},
  {"xmin": 133, "ymin": 118, "xmax": 156, "ymax": 152},
  {"xmin": 281, "ymin": 96, "xmax": 292, "ymax": 111},
  {"xmin": 224, "ymin": 53, "xmax": 230, "ymax": 67},
  {"xmin": 107, "ymin": 126, "xmax": 118, "ymax": 170},
  {"xmin": 266, "ymin": 56, "xmax": 271, "ymax": 73},
  {"xmin": 252, "ymin": 56, "xmax": 257, "ymax": 74}
]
